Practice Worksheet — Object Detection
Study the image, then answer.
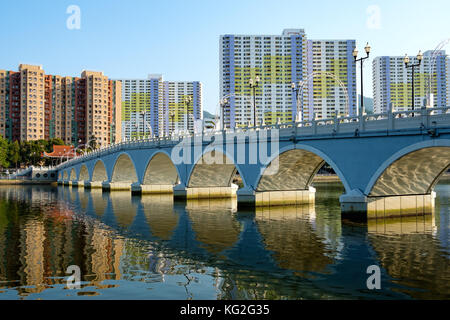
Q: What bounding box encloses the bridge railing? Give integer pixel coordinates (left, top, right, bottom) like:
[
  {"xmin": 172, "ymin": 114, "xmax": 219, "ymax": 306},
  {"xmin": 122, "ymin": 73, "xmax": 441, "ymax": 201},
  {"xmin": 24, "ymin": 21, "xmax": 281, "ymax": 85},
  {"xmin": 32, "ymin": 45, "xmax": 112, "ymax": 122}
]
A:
[{"xmin": 56, "ymin": 107, "xmax": 450, "ymax": 170}]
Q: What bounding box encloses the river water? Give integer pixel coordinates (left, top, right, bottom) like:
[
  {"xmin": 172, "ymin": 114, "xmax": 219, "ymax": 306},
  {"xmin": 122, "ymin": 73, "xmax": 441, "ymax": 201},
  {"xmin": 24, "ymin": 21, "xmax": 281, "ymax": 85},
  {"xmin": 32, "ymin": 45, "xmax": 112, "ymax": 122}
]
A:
[{"xmin": 0, "ymin": 181, "xmax": 448, "ymax": 300}]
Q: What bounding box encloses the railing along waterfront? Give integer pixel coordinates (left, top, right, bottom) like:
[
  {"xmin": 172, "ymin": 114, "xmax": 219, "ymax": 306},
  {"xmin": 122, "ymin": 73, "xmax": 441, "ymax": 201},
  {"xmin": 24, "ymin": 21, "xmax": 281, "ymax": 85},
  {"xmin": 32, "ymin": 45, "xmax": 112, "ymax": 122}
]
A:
[{"xmin": 56, "ymin": 106, "xmax": 450, "ymax": 170}]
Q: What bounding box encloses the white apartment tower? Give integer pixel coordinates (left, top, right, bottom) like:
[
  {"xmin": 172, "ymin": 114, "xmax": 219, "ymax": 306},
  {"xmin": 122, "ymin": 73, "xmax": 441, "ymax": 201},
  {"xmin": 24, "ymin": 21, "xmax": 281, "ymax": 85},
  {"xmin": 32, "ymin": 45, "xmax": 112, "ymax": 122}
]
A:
[
  {"xmin": 220, "ymin": 29, "xmax": 357, "ymax": 128},
  {"xmin": 162, "ymin": 81, "xmax": 203, "ymax": 136},
  {"xmin": 120, "ymin": 75, "xmax": 202, "ymax": 140},
  {"xmin": 373, "ymin": 50, "xmax": 449, "ymax": 113},
  {"xmin": 307, "ymin": 40, "xmax": 357, "ymax": 119}
]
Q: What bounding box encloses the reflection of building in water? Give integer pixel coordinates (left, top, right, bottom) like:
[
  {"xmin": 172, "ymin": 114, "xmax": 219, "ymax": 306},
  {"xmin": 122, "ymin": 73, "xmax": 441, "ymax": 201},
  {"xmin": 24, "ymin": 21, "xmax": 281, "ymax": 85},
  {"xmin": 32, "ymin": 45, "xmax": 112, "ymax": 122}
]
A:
[
  {"xmin": 0, "ymin": 186, "xmax": 126, "ymax": 295},
  {"xmin": 19, "ymin": 219, "xmax": 45, "ymax": 294},
  {"xmin": 255, "ymin": 204, "xmax": 336, "ymax": 275},
  {"xmin": 141, "ymin": 194, "xmax": 178, "ymax": 240},
  {"xmin": 187, "ymin": 199, "xmax": 240, "ymax": 254},
  {"xmin": 85, "ymin": 223, "xmax": 124, "ymax": 285},
  {"xmin": 0, "ymin": 186, "xmax": 58, "ymax": 207},
  {"xmin": 368, "ymin": 214, "xmax": 450, "ymax": 299}
]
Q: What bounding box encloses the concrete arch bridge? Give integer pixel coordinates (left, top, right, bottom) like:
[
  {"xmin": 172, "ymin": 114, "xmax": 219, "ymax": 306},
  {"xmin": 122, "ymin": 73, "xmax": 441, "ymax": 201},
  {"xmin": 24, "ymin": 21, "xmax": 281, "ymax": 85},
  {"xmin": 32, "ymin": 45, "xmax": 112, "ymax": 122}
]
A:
[{"xmin": 57, "ymin": 107, "xmax": 450, "ymax": 220}]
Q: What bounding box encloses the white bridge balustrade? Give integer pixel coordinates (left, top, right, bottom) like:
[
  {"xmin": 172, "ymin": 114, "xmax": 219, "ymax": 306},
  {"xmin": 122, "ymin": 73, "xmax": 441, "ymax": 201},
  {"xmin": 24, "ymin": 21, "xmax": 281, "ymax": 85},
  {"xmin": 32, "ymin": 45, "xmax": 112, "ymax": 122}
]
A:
[{"xmin": 56, "ymin": 107, "xmax": 450, "ymax": 221}]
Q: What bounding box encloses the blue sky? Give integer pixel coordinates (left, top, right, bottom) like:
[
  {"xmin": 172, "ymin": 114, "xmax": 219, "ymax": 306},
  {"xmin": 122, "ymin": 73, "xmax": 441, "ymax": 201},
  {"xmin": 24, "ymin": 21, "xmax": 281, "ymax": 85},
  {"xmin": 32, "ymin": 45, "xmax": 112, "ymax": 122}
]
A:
[{"xmin": 0, "ymin": 0, "xmax": 449, "ymax": 113}]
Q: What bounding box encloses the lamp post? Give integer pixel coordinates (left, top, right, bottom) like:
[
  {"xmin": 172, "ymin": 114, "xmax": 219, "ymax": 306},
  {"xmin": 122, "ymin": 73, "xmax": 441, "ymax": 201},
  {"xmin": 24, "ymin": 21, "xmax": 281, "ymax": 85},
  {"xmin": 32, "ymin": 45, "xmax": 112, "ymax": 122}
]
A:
[
  {"xmin": 184, "ymin": 96, "xmax": 193, "ymax": 133},
  {"xmin": 140, "ymin": 111, "xmax": 146, "ymax": 139},
  {"xmin": 134, "ymin": 123, "xmax": 138, "ymax": 140},
  {"xmin": 291, "ymin": 81, "xmax": 304, "ymax": 122},
  {"xmin": 220, "ymin": 98, "xmax": 228, "ymax": 131},
  {"xmin": 249, "ymin": 76, "xmax": 260, "ymax": 127},
  {"xmin": 353, "ymin": 42, "xmax": 371, "ymax": 116},
  {"xmin": 169, "ymin": 111, "xmax": 175, "ymax": 136},
  {"xmin": 404, "ymin": 51, "xmax": 423, "ymax": 114}
]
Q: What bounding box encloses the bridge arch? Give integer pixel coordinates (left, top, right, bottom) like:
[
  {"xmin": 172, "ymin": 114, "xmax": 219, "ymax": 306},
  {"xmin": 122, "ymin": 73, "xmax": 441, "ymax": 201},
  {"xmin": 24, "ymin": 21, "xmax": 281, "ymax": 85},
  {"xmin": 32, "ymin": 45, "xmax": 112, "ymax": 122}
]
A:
[
  {"xmin": 255, "ymin": 144, "xmax": 351, "ymax": 193},
  {"xmin": 63, "ymin": 170, "xmax": 69, "ymax": 180},
  {"xmin": 78, "ymin": 164, "xmax": 89, "ymax": 181},
  {"xmin": 142, "ymin": 151, "xmax": 179, "ymax": 186},
  {"xmin": 91, "ymin": 160, "xmax": 108, "ymax": 182},
  {"xmin": 188, "ymin": 147, "xmax": 248, "ymax": 188},
  {"xmin": 58, "ymin": 172, "xmax": 63, "ymax": 181},
  {"xmin": 365, "ymin": 140, "xmax": 450, "ymax": 196},
  {"xmin": 69, "ymin": 168, "xmax": 77, "ymax": 181},
  {"xmin": 111, "ymin": 153, "xmax": 138, "ymax": 183}
]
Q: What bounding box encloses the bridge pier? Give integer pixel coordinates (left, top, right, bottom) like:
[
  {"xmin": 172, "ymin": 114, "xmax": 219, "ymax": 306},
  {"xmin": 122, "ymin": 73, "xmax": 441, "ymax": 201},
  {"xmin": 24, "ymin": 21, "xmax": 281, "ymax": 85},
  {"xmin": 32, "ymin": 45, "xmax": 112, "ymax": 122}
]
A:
[
  {"xmin": 131, "ymin": 183, "xmax": 174, "ymax": 195},
  {"xmin": 237, "ymin": 186, "xmax": 316, "ymax": 208},
  {"xmin": 71, "ymin": 181, "xmax": 84, "ymax": 188},
  {"xmin": 102, "ymin": 181, "xmax": 132, "ymax": 191},
  {"xmin": 63, "ymin": 180, "xmax": 71, "ymax": 186},
  {"xmin": 84, "ymin": 181, "xmax": 103, "ymax": 189},
  {"xmin": 340, "ymin": 190, "xmax": 436, "ymax": 221},
  {"xmin": 173, "ymin": 184, "xmax": 239, "ymax": 200}
]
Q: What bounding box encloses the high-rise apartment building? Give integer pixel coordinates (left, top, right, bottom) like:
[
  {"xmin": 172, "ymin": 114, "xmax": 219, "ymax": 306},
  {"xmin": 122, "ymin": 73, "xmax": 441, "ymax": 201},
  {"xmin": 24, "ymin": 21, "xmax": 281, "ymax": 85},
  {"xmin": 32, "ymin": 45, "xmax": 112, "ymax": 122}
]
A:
[
  {"xmin": 219, "ymin": 29, "xmax": 356, "ymax": 128},
  {"xmin": 307, "ymin": 40, "xmax": 357, "ymax": 119},
  {"xmin": 121, "ymin": 75, "xmax": 163, "ymax": 140},
  {"xmin": 162, "ymin": 80, "xmax": 202, "ymax": 136},
  {"xmin": 82, "ymin": 70, "xmax": 122, "ymax": 147},
  {"xmin": 0, "ymin": 65, "xmax": 46, "ymax": 141},
  {"xmin": 120, "ymin": 75, "xmax": 202, "ymax": 140},
  {"xmin": 220, "ymin": 29, "xmax": 307, "ymax": 128},
  {"xmin": 0, "ymin": 64, "xmax": 121, "ymax": 146},
  {"xmin": 0, "ymin": 70, "xmax": 21, "ymax": 141},
  {"xmin": 373, "ymin": 50, "xmax": 449, "ymax": 113}
]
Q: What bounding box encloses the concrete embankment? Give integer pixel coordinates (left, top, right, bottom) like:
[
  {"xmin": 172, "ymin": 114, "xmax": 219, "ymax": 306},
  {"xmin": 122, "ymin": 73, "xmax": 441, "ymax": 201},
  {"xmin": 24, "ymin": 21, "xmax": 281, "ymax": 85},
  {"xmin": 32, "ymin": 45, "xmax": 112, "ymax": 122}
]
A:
[{"xmin": 312, "ymin": 174, "xmax": 341, "ymax": 183}]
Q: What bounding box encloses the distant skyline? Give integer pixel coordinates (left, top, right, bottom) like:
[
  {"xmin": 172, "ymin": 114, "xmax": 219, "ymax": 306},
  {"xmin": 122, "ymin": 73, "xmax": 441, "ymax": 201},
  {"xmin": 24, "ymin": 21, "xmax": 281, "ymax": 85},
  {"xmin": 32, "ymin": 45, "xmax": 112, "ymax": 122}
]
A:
[{"xmin": 1, "ymin": 0, "xmax": 449, "ymax": 113}]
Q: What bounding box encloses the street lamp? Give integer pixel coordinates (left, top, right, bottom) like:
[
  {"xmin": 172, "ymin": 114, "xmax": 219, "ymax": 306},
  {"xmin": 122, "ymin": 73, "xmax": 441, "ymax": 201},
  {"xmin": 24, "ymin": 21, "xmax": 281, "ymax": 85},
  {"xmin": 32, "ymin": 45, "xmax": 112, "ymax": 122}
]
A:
[
  {"xmin": 220, "ymin": 98, "xmax": 228, "ymax": 131},
  {"xmin": 184, "ymin": 96, "xmax": 193, "ymax": 133},
  {"xmin": 134, "ymin": 123, "xmax": 139, "ymax": 140},
  {"xmin": 353, "ymin": 42, "xmax": 371, "ymax": 116},
  {"xmin": 291, "ymin": 81, "xmax": 304, "ymax": 122},
  {"xmin": 249, "ymin": 76, "xmax": 260, "ymax": 127},
  {"xmin": 169, "ymin": 111, "xmax": 175, "ymax": 136},
  {"xmin": 404, "ymin": 51, "xmax": 423, "ymax": 113},
  {"xmin": 140, "ymin": 111, "xmax": 146, "ymax": 139}
]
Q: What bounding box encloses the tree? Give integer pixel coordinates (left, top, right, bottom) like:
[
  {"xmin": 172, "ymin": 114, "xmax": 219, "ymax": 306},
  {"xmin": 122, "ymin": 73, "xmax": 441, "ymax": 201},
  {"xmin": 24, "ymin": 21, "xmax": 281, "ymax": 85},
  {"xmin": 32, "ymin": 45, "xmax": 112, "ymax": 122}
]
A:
[
  {"xmin": 0, "ymin": 135, "xmax": 10, "ymax": 169},
  {"xmin": 88, "ymin": 135, "xmax": 99, "ymax": 152},
  {"xmin": 48, "ymin": 138, "xmax": 64, "ymax": 150},
  {"xmin": 29, "ymin": 141, "xmax": 46, "ymax": 166},
  {"xmin": 8, "ymin": 141, "xmax": 20, "ymax": 169}
]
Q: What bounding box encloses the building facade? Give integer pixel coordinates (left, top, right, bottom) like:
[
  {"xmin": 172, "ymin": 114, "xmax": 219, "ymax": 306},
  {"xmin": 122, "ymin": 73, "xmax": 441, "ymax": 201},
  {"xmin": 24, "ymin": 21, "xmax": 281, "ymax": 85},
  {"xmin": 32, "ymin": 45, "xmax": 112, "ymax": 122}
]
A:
[
  {"xmin": 119, "ymin": 75, "xmax": 202, "ymax": 140},
  {"xmin": 219, "ymin": 29, "xmax": 357, "ymax": 128},
  {"xmin": 121, "ymin": 75, "xmax": 163, "ymax": 140},
  {"xmin": 373, "ymin": 50, "xmax": 449, "ymax": 113},
  {"xmin": 162, "ymin": 80, "xmax": 202, "ymax": 137},
  {"xmin": 306, "ymin": 40, "xmax": 357, "ymax": 119},
  {"xmin": 0, "ymin": 65, "xmax": 121, "ymax": 146}
]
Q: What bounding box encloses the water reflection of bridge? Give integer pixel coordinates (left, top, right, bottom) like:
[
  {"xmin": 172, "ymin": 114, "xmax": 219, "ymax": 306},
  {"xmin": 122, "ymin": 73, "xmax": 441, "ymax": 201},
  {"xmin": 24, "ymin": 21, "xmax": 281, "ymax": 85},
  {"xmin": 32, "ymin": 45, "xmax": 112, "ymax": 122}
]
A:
[
  {"xmin": 0, "ymin": 185, "xmax": 448, "ymax": 299},
  {"xmin": 57, "ymin": 108, "xmax": 450, "ymax": 220}
]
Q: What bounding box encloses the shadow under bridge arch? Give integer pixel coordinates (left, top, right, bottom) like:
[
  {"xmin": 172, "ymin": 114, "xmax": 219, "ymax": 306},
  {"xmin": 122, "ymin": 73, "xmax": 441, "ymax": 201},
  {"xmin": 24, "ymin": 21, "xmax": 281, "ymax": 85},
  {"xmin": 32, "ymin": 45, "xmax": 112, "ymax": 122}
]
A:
[
  {"xmin": 185, "ymin": 149, "xmax": 245, "ymax": 199},
  {"xmin": 253, "ymin": 146, "xmax": 348, "ymax": 206},
  {"xmin": 140, "ymin": 152, "xmax": 179, "ymax": 194},
  {"xmin": 92, "ymin": 160, "xmax": 108, "ymax": 182},
  {"xmin": 367, "ymin": 143, "xmax": 450, "ymax": 197},
  {"xmin": 111, "ymin": 153, "xmax": 138, "ymax": 184},
  {"xmin": 78, "ymin": 165, "xmax": 89, "ymax": 181}
]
